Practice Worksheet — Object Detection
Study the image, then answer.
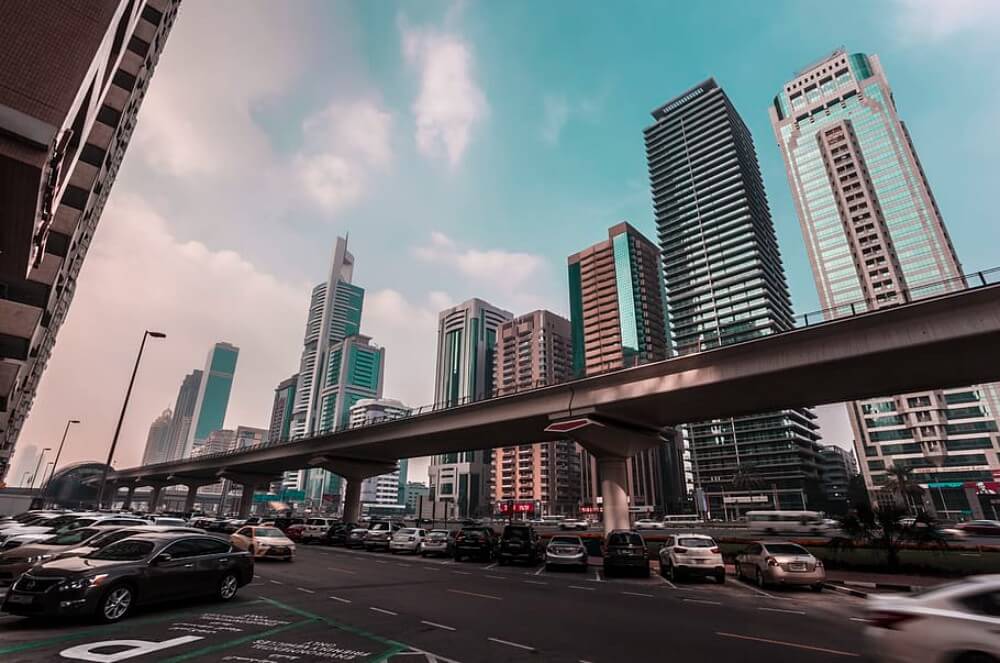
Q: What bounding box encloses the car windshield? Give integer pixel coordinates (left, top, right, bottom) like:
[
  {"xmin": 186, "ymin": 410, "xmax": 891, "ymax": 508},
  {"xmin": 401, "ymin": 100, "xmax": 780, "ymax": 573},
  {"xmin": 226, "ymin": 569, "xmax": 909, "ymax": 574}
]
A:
[
  {"xmin": 91, "ymin": 530, "xmax": 141, "ymax": 547},
  {"xmin": 66, "ymin": 518, "xmax": 98, "ymax": 529},
  {"xmin": 307, "ymin": 519, "xmax": 326, "ymax": 525},
  {"xmin": 255, "ymin": 528, "xmax": 284, "ymax": 538},
  {"xmin": 765, "ymin": 544, "xmax": 809, "ymax": 555},
  {"xmin": 427, "ymin": 531, "xmax": 447, "ymax": 539},
  {"xmin": 678, "ymin": 538, "xmax": 715, "ymax": 547},
  {"xmin": 398, "ymin": 528, "xmax": 417, "ymax": 535},
  {"xmin": 42, "ymin": 528, "xmax": 100, "ymax": 546},
  {"xmin": 43, "ymin": 515, "xmax": 83, "ymax": 528},
  {"xmin": 369, "ymin": 523, "xmax": 390, "ymax": 532},
  {"xmin": 504, "ymin": 527, "xmax": 529, "ymax": 540},
  {"xmin": 609, "ymin": 533, "xmax": 643, "ymax": 546},
  {"xmin": 550, "ymin": 536, "xmax": 580, "ymax": 545},
  {"xmin": 155, "ymin": 518, "xmax": 185, "ymax": 526},
  {"xmin": 87, "ymin": 539, "xmax": 155, "ymax": 561}
]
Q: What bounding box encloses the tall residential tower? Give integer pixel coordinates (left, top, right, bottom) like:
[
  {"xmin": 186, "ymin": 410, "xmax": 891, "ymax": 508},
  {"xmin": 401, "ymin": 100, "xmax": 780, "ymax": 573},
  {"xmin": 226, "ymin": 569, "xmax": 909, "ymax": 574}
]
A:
[{"xmin": 181, "ymin": 342, "xmax": 239, "ymax": 459}]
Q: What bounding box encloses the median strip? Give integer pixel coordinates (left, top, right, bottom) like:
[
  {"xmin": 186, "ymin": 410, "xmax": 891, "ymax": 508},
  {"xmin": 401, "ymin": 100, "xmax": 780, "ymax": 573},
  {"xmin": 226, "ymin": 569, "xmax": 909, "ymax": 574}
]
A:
[
  {"xmin": 716, "ymin": 632, "xmax": 859, "ymax": 657},
  {"xmin": 447, "ymin": 589, "xmax": 502, "ymax": 601},
  {"xmin": 488, "ymin": 637, "xmax": 535, "ymax": 652}
]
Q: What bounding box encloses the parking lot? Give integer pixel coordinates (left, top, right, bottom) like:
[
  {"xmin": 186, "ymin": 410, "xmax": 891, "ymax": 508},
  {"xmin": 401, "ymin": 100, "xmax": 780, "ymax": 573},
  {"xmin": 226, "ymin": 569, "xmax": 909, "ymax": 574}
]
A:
[{"xmin": 1, "ymin": 540, "xmax": 872, "ymax": 662}]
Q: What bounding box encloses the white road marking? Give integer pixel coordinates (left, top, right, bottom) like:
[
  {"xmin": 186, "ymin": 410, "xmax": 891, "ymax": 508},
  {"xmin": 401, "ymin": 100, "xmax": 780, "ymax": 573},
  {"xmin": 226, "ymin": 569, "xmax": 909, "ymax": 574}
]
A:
[
  {"xmin": 370, "ymin": 607, "xmax": 398, "ymax": 616},
  {"xmin": 849, "ymin": 617, "xmax": 869, "ymax": 623},
  {"xmin": 448, "ymin": 589, "xmax": 503, "ymax": 601},
  {"xmin": 485, "ymin": 575, "xmax": 504, "ymax": 580},
  {"xmin": 524, "ymin": 580, "xmax": 547, "ymax": 585},
  {"xmin": 730, "ymin": 578, "xmax": 775, "ymax": 599},
  {"xmin": 421, "ymin": 620, "xmax": 457, "ymax": 631},
  {"xmin": 296, "ymin": 587, "xmax": 316, "ymax": 594},
  {"xmin": 485, "ymin": 562, "xmax": 498, "ymax": 569},
  {"xmin": 659, "ymin": 576, "xmax": 677, "ymax": 589},
  {"xmin": 622, "ymin": 591, "xmax": 654, "ymax": 598},
  {"xmin": 533, "ymin": 566, "xmax": 546, "ymax": 576},
  {"xmin": 396, "ymin": 563, "xmax": 412, "ymax": 568},
  {"xmin": 593, "ymin": 569, "xmax": 602, "ymax": 582},
  {"xmin": 452, "ymin": 570, "xmax": 472, "ymax": 575},
  {"xmin": 569, "ymin": 585, "xmax": 595, "ymax": 591},
  {"xmin": 488, "ymin": 637, "xmax": 535, "ymax": 652},
  {"xmin": 716, "ymin": 632, "xmax": 860, "ymax": 657},
  {"xmin": 683, "ymin": 598, "xmax": 722, "ymax": 605},
  {"xmin": 375, "ymin": 560, "xmax": 389, "ymax": 565},
  {"xmin": 424, "ymin": 567, "xmax": 441, "ymax": 571},
  {"xmin": 269, "ymin": 580, "xmax": 283, "ymax": 585},
  {"xmin": 327, "ymin": 566, "xmax": 357, "ymax": 575},
  {"xmin": 759, "ymin": 607, "xmax": 805, "ymax": 615},
  {"xmin": 328, "ymin": 596, "xmax": 352, "ymax": 604}
]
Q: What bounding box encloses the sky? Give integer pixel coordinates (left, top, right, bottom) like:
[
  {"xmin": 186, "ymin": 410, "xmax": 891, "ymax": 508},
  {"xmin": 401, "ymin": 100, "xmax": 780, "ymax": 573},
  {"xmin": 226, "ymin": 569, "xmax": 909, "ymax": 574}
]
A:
[{"xmin": 11, "ymin": 0, "xmax": 1000, "ymax": 486}]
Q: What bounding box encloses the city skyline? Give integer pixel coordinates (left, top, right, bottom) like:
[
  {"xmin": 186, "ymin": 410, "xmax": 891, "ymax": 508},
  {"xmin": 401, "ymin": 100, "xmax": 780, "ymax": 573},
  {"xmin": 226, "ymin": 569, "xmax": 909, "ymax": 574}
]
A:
[{"xmin": 9, "ymin": 1, "xmax": 1000, "ymax": 485}]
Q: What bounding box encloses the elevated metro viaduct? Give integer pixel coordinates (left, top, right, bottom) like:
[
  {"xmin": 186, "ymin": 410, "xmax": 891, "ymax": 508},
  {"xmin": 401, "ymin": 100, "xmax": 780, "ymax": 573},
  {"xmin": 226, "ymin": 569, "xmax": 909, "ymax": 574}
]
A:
[{"xmin": 105, "ymin": 283, "xmax": 1000, "ymax": 532}]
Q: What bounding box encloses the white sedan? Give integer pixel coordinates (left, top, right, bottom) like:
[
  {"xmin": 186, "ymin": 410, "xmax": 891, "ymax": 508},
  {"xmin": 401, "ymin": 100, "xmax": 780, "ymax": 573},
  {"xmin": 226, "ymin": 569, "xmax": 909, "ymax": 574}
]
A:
[
  {"xmin": 634, "ymin": 519, "xmax": 665, "ymax": 530},
  {"xmin": 864, "ymin": 575, "xmax": 1000, "ymax": 663},
  {"xmin": 389, "ymin": 528, "xmax": 427, "ymax": 554},
  {"xmin": 230, "ymin": 526, "xmax": 295, "ymax": 561}
]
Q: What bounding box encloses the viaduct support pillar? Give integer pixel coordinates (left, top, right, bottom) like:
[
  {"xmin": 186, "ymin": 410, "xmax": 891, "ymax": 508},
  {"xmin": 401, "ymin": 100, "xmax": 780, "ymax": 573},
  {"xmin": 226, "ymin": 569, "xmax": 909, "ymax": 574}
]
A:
[
  {"xmin": 309, "ymin": 456, "xmax": 398, "ymax": 524},
  {"xmin": 121, "ymin": 485, "xmax": 136, "ymax": 510},
  {"xmin": 219, "ymin": 472, "xmax": 281, "ymax": 519},
  {"xmin": 343, "ymin": 479, "xmax": 363, "ymax": 524},
  {"xmin": 597, "ymin": 457, "xmax": 631, "ymax": 532},
  {"xmin": 148, "ymin": 485, "xmax": 164, "ymax": 513}
]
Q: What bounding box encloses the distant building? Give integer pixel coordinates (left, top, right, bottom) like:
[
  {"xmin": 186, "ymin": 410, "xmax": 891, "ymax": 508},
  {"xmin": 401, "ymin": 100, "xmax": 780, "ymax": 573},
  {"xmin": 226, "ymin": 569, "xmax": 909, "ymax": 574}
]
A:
[
  {"xmin": 195, "ymin": 429, "xmax": 236, "ymax": 457},
  {"xmin": 819, "ymin": 445, "xmax": 858, "ymax": 514},
  {"xmin": 350, "ymin": 398, "xmax": 411, "ymax": 508},
  {"xmin": 268, "ymin": 374, "xmax": 298, "ymax": 445},
  {"xmin": 162, "ymin": 370, "xmax": 202, "ymax": 462},
  {"xmin": 491, "ymin": 310, "xmax": 580, "ymax": 516},
  {"xmin": 405, "ymin": 482, "xmax": 430, "ymax": 514},
  {"xmin": 235, "ymin": 425, "xmax": 267, "ymax": 451},
  {"xmin": 181, "ymin": 342, "xmax": 239, "ymax": 459},
  {"xmin": 428, "ymin": 298, "xmax": 513, "ymax": 518},
  {"xmin": 141, "ymin": 409, "xmax": 173, "ymax": 465}
]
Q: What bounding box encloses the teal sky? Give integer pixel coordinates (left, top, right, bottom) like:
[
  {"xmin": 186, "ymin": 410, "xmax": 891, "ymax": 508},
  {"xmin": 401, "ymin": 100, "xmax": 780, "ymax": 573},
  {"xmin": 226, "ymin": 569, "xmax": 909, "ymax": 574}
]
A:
[{"xmin": 16, "ymin": 0, "xmax": 1000, "ymax": 478}]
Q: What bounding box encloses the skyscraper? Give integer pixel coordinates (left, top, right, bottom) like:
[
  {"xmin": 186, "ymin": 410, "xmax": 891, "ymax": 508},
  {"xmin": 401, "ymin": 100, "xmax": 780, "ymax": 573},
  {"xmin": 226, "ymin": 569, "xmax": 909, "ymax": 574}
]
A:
[
  {"xmin": 491, "ymin": 310, "xmax": 581, "ymax": 516},
  {"xmin": 567, "ymin": 224, "xmax": 685, "ymax": 515},
  {"xmin": 0, "ymin": 0, "xmax": 180, "ymax": 481},
  {"xmin": 141, "ymin": 409, "xmax": 173, "ymax": 465},
  {"xmin": 645, "ymin": 79, "xmax": 822, "ymax": 518},
  {"xmin": 181, "ymin": 342, "xmax": 239, "ymax": 459},
  {"xmin": 428, "ymin": 298, "xmax": 512, "ymax": 518},
  {"xmin": 819, "ymin": 444, "xmax": 858, "ymax": 515},
  {"xmin": 770, "ymin": 50, "xmax": 1000, "ymax": 517},
  {"xmin": 350, "ymin": 398, "xmax": 411, "ymax": 509},
  {"xmin": 162, "ymin": 369, "xmax": 202, "ymax": 462},
  {"xmin": 268, "ymin": 374, "xmax": 298, "ymax": 445}
]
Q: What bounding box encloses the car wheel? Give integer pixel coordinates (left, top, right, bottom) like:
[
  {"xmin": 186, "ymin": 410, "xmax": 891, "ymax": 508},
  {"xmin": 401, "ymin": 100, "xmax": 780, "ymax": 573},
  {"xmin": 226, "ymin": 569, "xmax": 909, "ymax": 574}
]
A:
[
  {"xmin": 247, "ymin": 545, "xmax": 255, "ymax": 556},
  {"xmin": 735, "ymin": 563, "xmax": 744, "ymax": 580},
  {"xmin": 954, "ymin": 652, "xmax": 999, "ymax": 663},
  {"xmin": 498, "ymin": 557, "xmax": 506, "ymax": 566},
  {"xmin": 811, "ymin": 583, "xmax": 823, "ymax": 592},
  {"xmin": 665, "ymin": 562, "xmax": 676, "ymax": 582},
  {"xmin": 545, "ymin": 563, "xmax": 552, "ymax": 572},
  {"xmin": 755, "ymin": 568, "xmax": 767, "ymax": 589},
  {"xmin": 97, "ymin": 584, "xmax": 134, "ymax": 623},
  {"xmin": 454, "ymin": 553, "xmax": 462, "ymax": 562},
  {"xmin": 218, "ymin": 573, "xmax": 239, "ymax": 601},
  {"xmin": 715, "ymin": 571, "xmax": 726, "ymax": 585}
]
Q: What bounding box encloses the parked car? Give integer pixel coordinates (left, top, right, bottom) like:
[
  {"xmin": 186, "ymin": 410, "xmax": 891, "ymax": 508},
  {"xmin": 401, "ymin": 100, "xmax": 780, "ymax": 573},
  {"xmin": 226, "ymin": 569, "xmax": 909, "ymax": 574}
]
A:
[
  {"xmin": 559, "ymin": 518, "xmax": 589, "ymax": 531},
  {"xmin": 544, "ymin": 535, "xmax": 588, "ymax": 572},
  {"xmin": 634, "ymin": 519, "xmax": 665, "ymax": 530},
  {"xmin": 419, "ymin": 530, "xmax": 455, "ymax": 557},
  {"xmin": 734, "ymin": 541, "xmax": 824, "ymax": 590},
  {"xmin": 271, "ymin": 517, "xmax": 306, "ymax": 533},
  {"xmin": 453, "ymin": 526, "xmax": 498, "ymax": 562},
  {"xmin": 148, "ymin": 516, "xmax": 188, "ymax": 527},
  {"xmin": 1, "ymin": 533, "xmax": 252, "ymax": 622},
  {"xmin": 230, "ymin": 526, "xmax": 295, "ymax": 561},
  {"xmin": 603, "ymin": 530, "xmax": 649, "ymax": 577},
  {"xmin": 299, "ymin": 518, "xmax": 339, "ymax": 544},
  {"xmin": 346, "ymin": 527, "xmax": 369, "ymax": 549},
  {"xmin": 389, "ymin": 528, "xmax": 427, "ymax": 554},
  {"xmin": 0, "ymin": 527, "xmax": 105, "ymax": 584},
  {"xmin": 956, "ymin": 520, "xmax": 1000, "ymax": 537},
  {"xmin": 321, "ymin": 522, "xmax": 358, "ymax": 546},
  {"xmin": 56, "ymin": 525, "xmax": 208, "ymax": 560},
  {"xmin": 497, "ymin": 524, "xmax": 541, "ymax": 565},
  {"xmin": 364, "ymin": 521, "xmax": 402, "ymax": 551},
  {"xmin": 0, "ymin": 515, "xmax": 150, "ymax": 549},
  {"xmin": 284, "ymin": 521, "xmax": 308, "ymax": 542},
  {"xmin": 658, "ymin": 534, "xmax": 725, "ymax": 583},
  {"xmin": 863, "ymin": 575, "xmax": 1000, "ymax": 663}
]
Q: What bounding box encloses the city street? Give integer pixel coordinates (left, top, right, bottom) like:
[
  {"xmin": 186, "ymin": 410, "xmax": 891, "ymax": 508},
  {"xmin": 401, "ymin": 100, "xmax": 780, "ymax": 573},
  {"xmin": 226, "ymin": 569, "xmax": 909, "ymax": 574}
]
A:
[{"xmin": 0, "ymin": 543, "xmax": 871, "ymax": 662}]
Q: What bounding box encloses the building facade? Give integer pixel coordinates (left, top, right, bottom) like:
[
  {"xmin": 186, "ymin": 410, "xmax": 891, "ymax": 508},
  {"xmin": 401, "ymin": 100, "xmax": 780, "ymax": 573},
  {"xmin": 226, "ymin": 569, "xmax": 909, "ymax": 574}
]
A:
[
  {"xmin": 645, "ymin": 79, "xmax": 822, "ymax": 519},
  {"xmin": 428, "ymin": 298, "xmax": 512, "ymax": 518},
  {"xmin": 181, "ymin": 342, "xmax": 239, "ymax": 459},
  {"xmin": 0, "ymin": 0, "xmax": 180, "ymax": 480},
  {"xmin": 567, "ymin": 224, "xmax": 686, "ymax": 515},
  {"xmin": 194, "ymin": 429, "xmax": 236, "ymax": 457},
  {"xmin": 491, "ymin": 310, "xmax": 581, "ymax": 516},
  {"xmin": 268, "ymin": 374, "xmax": 297, "ymax": 445},
  {"xmin": 234, "ymin": 425, "xmax": 266, "ymax": 451},
  {"xmin": 350, "ymin": 398, "xmax": 411, "ymax": 508},
  {"xmin": 770, "ymin": 50, "xmax": 1000, "ymax": 517},
  {"xmin": 140, "ymin": 409, "xmax": 172, "ymax": 465},
  {"xmin": 819, "ymin": 444, "xmax": 858, "ymax": 515},
  {"xmin": 162, "ymin": 370, "xmax": 201, "ymax": 462},
  {"xmin": 405, "ymin": 482, "xmax": 430, "ymax": 514}
]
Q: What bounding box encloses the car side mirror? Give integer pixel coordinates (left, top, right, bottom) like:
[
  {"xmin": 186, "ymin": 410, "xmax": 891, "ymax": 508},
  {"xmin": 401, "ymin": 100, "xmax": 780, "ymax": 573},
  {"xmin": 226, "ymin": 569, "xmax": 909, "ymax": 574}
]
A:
[{"xmin": 153, "ymin": 553, "xmax": 172, "ymax": 565}]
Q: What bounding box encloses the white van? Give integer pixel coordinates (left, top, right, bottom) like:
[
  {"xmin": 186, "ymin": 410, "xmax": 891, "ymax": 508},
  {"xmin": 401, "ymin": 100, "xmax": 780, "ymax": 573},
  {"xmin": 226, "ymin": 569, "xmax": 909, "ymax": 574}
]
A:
[{"xmin": 746, "ymin": 510, "xmax": 829, "ymax": 535}]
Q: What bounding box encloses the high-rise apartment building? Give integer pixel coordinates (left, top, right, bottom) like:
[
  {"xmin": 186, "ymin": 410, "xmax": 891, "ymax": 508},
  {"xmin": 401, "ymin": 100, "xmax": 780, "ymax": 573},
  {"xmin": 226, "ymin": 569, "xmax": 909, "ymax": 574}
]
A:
[
  {"xmin": 645, "ymin": 79, "xmax": 822, "ymax": 518},
  {"xmin": 234, "ymin": 425, "xmax": 267, "ymax": 451},
  {"xmin": 819, "ymin": 444, "xmax": 857, "ymax": 514},
  {"xmin": 405, "ymin": 482, "xmax": 430, "ymax": 514},
  {"xmin": 350, "ymin": 398, "xmax": 411, "ymax": 508},
  {"xmin": 268, "ymin": 374, "xmax": 298, "ymax": 445},
  {"xmin": 141, "ymin": 409, "xmax": 172, "ymax": 465},
  {"xmin": 0, "ymin": 0, "xmax": 180, "ymax": 480},
  {"xmin": 181, "ymin": 342, "xmax": 239, "ymax": 459},
  {"xmin": 567, "ymin": 224, "xmax": 686, "ymax": 515},
  {"xmin": 770, "ymin": 50, "xmax": 1000, "ymax": 517},
  {"xmin": 491, "ymin": 310, "xmax": 581, "ymax": 516},
  {"xmin": 428, "ymin": 298, "xmax": 512, "ymax": 518},
  {"xmin": 194, "ymin": 428, "xmax": 236, "ymax": 457},
  {"xmin": 162, "ymin": 369, "xmax": 201, "ymax": 462}
]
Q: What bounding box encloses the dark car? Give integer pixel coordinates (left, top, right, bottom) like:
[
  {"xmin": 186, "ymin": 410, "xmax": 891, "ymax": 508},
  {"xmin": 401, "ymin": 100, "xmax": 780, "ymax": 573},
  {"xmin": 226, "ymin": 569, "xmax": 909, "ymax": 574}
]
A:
[
  {"xmin": 1, "ymin": 533, "xmax": 253, "ymax": 623},
  {"xmin": 957, "ymin": 520, "xmax": 1000, "ymax": 536},
  {"xmin": 453, "ymin": 526, "xmax": 497, "ymax": 562},
  {"xmin": 497, "ymin": 524, "xmax": 541, "ymax": 565},
  {"xmin": 321, "ymin": 522, "xmax": 358, "ymax": 546},
  {"xmin": 272, "ymin": 517, "xmax": 306, "ymax": 533},
  {"xmin": 602, "ymin": 530, "xmax": 649, "ymax": 577}
]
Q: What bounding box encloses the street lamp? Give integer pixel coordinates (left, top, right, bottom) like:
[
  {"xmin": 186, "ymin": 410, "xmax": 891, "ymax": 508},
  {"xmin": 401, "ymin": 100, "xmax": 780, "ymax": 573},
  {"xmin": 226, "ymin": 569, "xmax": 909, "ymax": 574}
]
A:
[
  {"xmin": 96, "ymin": 330, "xmax": 166, "ymax": 507},
  {"xmin": 44, "ymin": 419, "xmax": 81, "ymax": 503},
  {"xmin": 29, "ymin": 448, "xmax": 52, "ymax": 489}
]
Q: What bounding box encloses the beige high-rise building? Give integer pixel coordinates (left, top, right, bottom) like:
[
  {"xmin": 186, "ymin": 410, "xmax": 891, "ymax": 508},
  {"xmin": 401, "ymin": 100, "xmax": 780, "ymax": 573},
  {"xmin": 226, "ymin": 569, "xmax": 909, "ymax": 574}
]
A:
[{"xmin": 490, "ymin": 310, "xmax": 580, "ymax": 516}]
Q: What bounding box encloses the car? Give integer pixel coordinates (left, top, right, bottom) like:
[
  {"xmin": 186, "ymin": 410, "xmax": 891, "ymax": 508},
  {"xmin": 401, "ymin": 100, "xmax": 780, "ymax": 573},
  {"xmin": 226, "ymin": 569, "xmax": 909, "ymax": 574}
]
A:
[
  {"xmin": 230, "ymin": 526, "xmax": 295, "ymax": 561},
  {"xmin": 453, "ymin": 526, "xmax": 498, "ymax": 562},
  {"xmin": 634, "ymin": 519, "xmax": 665, "ymax": 530},
  {"xmin": 497, "ymin": 524, "xmax": 541, "ymax": 565},
  {"xmin": 0, "ymin": 533, "xmax": 253, "ymax": 623},
  {"xmin": 658, "ymin": 534, "xmax": 725, "ymax": 583},
  {"xmin": 271, "ymin": 517, "xmax": 306, "ymax": 533},
  {"xmin": 321, "ymin": 522, "xmax": 358, "ymax": 546},
  {"xmin": 300, "ymin": 518, "xmax": 339, "ymax": 544},
  {"xmin": 419, "ymin": 530, "xmax": 455, "ymax": 557},
  {"xmin": 364, "ymin": 521, "xmax": 402, "ymax": 551},
  {"xmin": 602, "ymin": 530, "xmax": 649, "ymax": 577},
  {"xmin": 734, "ymin": 541, "xmax": 825, "ymax": 590},
  {"xmin": 956, "ymin": 520, "xmax": 1000, "ymax": 536},
  {"xmin": 559, "ymin": 518, "xmax": 589, "ymax": 531},
  {"xmin": 148, "ymin": 516, "xmax": 188, "ymax": 527},
  {"xmin": 346, "ymin": 527, "xmax": 369, "ymax": 548},
  {"xmin": 389, "ymin": 528, "xmax": 427, "ymax": 554},
  {"xmin": 0, "ymin": 514, "xmax": 150, "ymax": 548},
  {"xmin": 863, "ymin": 575, "xmax": 1000, "ymax": 663},
  {"xmin": 0, "ymin": 527, "xmax": 106, "ymax": 585},
  {"xmin": 544, "ymin": 535, "xmax": 588, "ymax": 572},
  {"xmin": 284, "ymin": 521, "xmax": 308, "ymax": 542},
  {"xmin": 57, "ymin": 525, "xmax": 209, "ymax": 560}
]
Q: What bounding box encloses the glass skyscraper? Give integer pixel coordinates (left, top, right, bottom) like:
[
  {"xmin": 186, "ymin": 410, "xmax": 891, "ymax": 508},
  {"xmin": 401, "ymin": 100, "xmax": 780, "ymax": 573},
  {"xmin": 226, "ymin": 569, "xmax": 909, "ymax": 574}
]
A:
[
  {"xmin": 770, "ymin": 50, "xmax": 1000, "ymax": 517},
  {"xmin": 645, "ymin": 79, "xmax": 822, "ymax": 518},
  {"xmin": 181, "ymin": 342, "xmax": 239, "ymax": 458}
]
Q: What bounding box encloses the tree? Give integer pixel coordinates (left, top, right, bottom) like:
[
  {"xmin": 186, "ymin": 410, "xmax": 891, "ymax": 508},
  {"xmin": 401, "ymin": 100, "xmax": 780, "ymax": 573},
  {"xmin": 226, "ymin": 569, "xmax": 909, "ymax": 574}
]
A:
[
  {"xmin": 881, "ymin": 466, "xmax": 925, "ymax": 514},
  {"xmin": 847, "ymin": 473, "xmax": 870, "ymax": 511},
  {"xmin": 837, "ymin": 504, "xmax": 945, "ymax": 570},
  {"xmin": 731, "ymin": 465, "xmax": 766, "ymax": 516}
]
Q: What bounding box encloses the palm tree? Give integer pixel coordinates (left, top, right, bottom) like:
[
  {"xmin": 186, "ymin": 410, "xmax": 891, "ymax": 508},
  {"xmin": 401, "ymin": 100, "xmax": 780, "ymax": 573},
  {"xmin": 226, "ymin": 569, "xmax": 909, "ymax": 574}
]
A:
[
  {"xmin": 731, "ymin": 465, "xmax": 766, "ymax": 516},
  {"xmin": 881, "ymin": 465, "xmax": 925, "ymax": 514},
  {"xmin": 837, "ymin": 504, "xmax": 946, "ymax": 570}
]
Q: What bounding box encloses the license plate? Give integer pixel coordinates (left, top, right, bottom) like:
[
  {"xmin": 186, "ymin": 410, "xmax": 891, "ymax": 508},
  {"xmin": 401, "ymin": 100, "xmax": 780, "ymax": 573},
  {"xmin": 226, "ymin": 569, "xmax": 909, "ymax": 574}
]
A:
[
  {"xmin": 7, "ymin": 594, "xmax": 34, "ymax": 605},
  {"xmin": 694, "ymin": 559, "xmax": 706, "ymax": 564},
  {"xmin": 789, "ymin": 563, "xmax": 806, "ymax": 571}
]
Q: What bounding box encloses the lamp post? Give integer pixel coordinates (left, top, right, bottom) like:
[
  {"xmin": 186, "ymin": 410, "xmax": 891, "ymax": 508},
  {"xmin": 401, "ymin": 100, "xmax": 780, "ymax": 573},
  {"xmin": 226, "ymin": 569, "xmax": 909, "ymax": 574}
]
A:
[
  {"xmin": 29, "ymin": 448, "xmax": 52, "ymax": 489},
  {"xmin": 44, "ymin": 419, "xmax": 80, "ymax": 504},
  {"xmin": 96, "ymin": 330, "xmax": 166, "ymax": 508}
]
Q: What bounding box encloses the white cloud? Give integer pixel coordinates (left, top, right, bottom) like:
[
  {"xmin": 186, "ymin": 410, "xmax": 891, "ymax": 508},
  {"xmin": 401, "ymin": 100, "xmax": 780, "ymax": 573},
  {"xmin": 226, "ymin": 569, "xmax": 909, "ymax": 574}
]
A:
[
  {"xmin": 401, "ymin": 20, "xmax": 487, "ymax": 166},
  {"xmin": 893, "ymin": 0, "xmax": 1000, "ymax": 40},
  {"xmin": 364, "ymin": 289, "xmax": 440, "ymax": 409},
  {"xmin": 413, "ymin": 232, "xmax": 546, "ymax": 290},
  {"xmin": 540, "ymin": 95, "xmax": 570, "ymax": 145}
]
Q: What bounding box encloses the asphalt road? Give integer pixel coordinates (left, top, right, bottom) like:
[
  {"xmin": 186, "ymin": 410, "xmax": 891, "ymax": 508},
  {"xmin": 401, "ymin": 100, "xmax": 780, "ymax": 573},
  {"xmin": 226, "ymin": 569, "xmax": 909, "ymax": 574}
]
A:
[{"xmin": 0, "ymin": 543, "xmax": 874, "ymax": 662}]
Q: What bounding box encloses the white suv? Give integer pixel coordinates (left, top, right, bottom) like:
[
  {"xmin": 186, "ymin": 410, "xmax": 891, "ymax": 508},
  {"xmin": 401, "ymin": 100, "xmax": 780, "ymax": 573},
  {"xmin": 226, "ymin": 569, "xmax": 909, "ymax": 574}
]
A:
[
  {"xmin": 299, "ymin": 517, "xmax": 338, "ymax": 544},
  {"xmin": 658, "ymin": 534, "xmax": 725, "ymax": 583}
]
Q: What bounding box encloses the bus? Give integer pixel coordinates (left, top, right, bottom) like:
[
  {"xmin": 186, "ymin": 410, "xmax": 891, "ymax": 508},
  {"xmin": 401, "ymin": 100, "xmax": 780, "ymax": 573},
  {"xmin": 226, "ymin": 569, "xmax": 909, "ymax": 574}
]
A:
[
  {"xmin": 746, "ymin": 510, "xmax": 829, "ymax": 534},
  {"xmin": 662, "ymin": 514, "xmax": 704, "ymax": 526}
]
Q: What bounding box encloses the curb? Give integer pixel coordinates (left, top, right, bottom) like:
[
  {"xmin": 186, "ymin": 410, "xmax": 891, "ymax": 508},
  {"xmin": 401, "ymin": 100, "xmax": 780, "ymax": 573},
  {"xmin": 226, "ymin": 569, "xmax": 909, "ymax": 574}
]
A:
[
  {"xmin": 825, "ymin": 579, "xmax": 923, "ymax": 594},
  {"xmin": 824, "ymin": 582, "xmax": 870, "ymax": 598}
]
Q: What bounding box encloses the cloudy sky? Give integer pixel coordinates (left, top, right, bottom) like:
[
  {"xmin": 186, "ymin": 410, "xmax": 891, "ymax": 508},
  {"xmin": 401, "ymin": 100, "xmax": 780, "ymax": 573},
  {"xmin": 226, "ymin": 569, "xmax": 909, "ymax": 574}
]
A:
[{"xmin": 11, "ymin": 0, "xmax": 1000, "ymax": 485}]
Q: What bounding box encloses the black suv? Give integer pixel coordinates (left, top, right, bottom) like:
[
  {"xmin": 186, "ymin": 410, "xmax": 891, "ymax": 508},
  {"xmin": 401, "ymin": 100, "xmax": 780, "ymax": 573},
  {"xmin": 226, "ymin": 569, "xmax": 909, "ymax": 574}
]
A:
[
  {"xmin": 453, "ymin": 526, "xmax": 497, "ymax": 562},
  {"xmin": 497, "ymin": 524, "xmax": 541, "ymax": 565},
  {"xmin": 603, "ymin": 530, "xmax": 649, "ymax": 577}
]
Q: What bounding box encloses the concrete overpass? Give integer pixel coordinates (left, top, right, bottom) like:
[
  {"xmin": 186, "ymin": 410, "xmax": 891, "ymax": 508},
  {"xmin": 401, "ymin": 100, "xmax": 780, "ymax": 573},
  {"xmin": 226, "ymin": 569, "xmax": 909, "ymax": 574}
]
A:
[{"xmin": 106, "ymin": 281, "xmax": 1000, "ymax": 530}]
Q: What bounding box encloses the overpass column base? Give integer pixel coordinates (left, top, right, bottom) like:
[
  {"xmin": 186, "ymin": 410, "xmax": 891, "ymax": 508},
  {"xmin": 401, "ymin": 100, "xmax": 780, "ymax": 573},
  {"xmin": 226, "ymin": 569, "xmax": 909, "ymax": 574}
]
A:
[
  {"xmin": 598, "ymin": 456, "xmax": 631, "ymax": 533},
  {"xmin": 148, "ymin": 485, "xmax": 163, "ymax": 513},
  {"xmin": 121, "ymin": 485, "xmax": 135, "ymax": 510},
  {"xmin": 237, "ymin": 486, "xmax": 255, "ymax": 518},
  {"xmin": 342, "ymin": 479, "xmax": 363, "ymax": 523},
  {"xmin": 183, "ymin": 485, "xmax": 201, "ymax": 514}
]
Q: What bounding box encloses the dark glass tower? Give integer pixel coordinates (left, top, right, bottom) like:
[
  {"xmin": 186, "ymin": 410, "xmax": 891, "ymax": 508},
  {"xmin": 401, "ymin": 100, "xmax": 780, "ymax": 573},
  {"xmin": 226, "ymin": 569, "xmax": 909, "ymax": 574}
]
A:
[{"xmin": 644, "ymin": 79, "xmax": 822, "ymax": 518}]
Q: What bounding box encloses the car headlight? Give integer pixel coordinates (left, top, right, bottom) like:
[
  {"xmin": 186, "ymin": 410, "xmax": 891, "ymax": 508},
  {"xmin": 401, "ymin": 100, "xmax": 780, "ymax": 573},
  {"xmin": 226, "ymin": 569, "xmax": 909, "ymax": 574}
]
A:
[
  {"xmin": 60, "ymin": 574, "xmax": 109, "ymax": 591},
  {"xmin": 26, "ymin": 554, "xmax": 54, "ymax": 564}
]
